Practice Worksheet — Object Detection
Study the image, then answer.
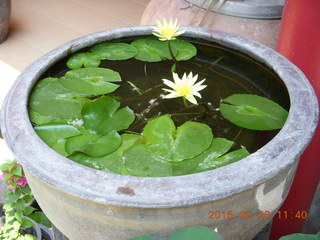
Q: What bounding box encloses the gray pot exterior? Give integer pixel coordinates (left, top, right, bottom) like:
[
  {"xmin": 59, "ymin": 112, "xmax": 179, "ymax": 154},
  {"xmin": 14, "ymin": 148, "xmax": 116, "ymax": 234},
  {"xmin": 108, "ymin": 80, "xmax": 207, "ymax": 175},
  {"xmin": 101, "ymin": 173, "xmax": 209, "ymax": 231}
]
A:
[
  {"xmin": 0, "ymin": 26, "xmax": 318, "ymax": 240},
  {"xmin": 0, "ymin": 0, "xmax": 11, "ymax": 43}
]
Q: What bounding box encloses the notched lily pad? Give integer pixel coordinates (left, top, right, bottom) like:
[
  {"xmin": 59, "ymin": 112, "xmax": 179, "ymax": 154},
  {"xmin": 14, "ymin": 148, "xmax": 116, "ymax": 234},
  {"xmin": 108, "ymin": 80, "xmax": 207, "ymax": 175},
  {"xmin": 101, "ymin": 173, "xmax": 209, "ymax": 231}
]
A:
[
  {"xmin": 82, "ymin": 96, "xmax": 135, "ymax": 135},
  {"xmin": 66, "ymin": 52, "xmax": 100, "ymax": 69},
  {"xmin": 90, "ymin": 42, "xmax": 138, "ymax": 60},
  {"xmin": 131, "ymin": 38, "xmax": 173, "ymax": 62},
  {"xmin": 170, "ymin": 39, "xmax": 197, "ymax": 61},
  {"xmin": 220, "ymin": 94, "xmax": 289, "ymax": 130}
]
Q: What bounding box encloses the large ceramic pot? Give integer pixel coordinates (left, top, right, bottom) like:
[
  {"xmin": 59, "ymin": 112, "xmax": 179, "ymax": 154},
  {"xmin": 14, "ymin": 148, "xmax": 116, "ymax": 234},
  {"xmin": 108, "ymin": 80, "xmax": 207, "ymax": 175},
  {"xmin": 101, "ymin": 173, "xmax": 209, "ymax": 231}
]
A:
[
  {"xmin": 0, "ymin": 0, "xmax": 11, "ymax": 43},
  {"xmin": 0, "ymin": 26, "xmax": 318, "ymax": 240}
]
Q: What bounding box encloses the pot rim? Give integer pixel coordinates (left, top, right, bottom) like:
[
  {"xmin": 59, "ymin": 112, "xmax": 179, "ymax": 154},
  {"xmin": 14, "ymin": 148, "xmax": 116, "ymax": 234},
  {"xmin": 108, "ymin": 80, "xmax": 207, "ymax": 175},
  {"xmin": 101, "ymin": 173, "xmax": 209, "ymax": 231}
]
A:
[{"xmin": 1, "ymin": 26, "xmax": 318, "ymax": 208}]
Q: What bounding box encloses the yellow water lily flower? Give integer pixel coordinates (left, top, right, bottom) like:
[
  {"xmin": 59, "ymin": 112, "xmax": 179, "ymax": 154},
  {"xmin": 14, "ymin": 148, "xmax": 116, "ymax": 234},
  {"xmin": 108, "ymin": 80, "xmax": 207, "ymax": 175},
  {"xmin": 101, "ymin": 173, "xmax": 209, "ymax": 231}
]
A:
[
  {"xmin": 162, "ymin": 72, "xmax": 207, "ymax": 104},
  {"xmin": 152, "ymin": 18, "xmax": 186, "ymax": 41}
]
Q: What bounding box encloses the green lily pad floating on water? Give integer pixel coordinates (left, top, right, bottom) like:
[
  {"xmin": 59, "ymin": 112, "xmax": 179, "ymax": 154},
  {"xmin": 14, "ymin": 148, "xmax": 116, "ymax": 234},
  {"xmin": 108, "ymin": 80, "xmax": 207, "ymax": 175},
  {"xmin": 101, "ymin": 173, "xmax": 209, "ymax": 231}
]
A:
[
  {"xmin": 131, "ymin": 38, "xmax": 197, "ymax": 62},
  {"xmin": 170, "ymin": 39, "xmax": 197, "ymax": 61},
  {"xmin": 66, "ymin": 52, "xmax": 100, "ymax": 69},
  {"xmin": 65, "ymin": 128, "xmax": 121, "ymax": 157},
  {"xmin": 131, "ymin": 38, "xmax": 173, "ymax": 62},
  {"xmin": 69, "ymin": 134, "xmax": 141, "ymax": 174},
  {"xmin": 59, "ymin": 67, "xmax": 121, "ymax": 95},
  {"xmin": 29, "ymin": 77, "xmax": 89, "ymax": 119},
  {"xmin": 82, "ymin": 96, "xmax": 135, "ymax": 135},
  {"xmin": 90, "ymin": 42, "xmax": 138, "ymax": 60},
  {"xmin": 220, "ymin": 94, "xmax": 289, "ymax": 130},
  {"xmin": 279, "ymin": 232, "xmax": 320, "ymax": 240},
  {"xmin": 34, "ymin": 124, "xmax": 81, "ymax": 157}
]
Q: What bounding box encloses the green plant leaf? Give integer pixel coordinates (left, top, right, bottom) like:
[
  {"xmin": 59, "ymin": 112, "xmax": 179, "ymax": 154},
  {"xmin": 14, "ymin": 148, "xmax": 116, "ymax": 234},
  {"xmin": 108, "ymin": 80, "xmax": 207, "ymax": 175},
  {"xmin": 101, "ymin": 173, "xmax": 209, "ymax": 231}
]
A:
[
  {"xmin": 66, "ymin": 52, "xmax": 100, "ymax": 69},
  {"xmin": 69, "ymin": 133, "xmax": 141, "ymax": 174},
  {"xmin": 90, "ymin": 42, "xmax": 138, "ymax": 60},
  {"xmin": 82, "ymin": 96, "xmax": 135, "ymax": 135},
  {"xmin": 123, "ymin": 144, "xmax": 173, "ymax": 177},
  {"xmin": 66, "ymin": 128, "xmax": 121, "ymax": 157},
  {"xmin": 0, "ymin": 162, "xmax": 14, "ymax": 171},
  {"xmin": 15, "ymin": 199, "xmax": 26, "ymax": 211},
  {"xmin": 13, "ymin": 166, "xmax": 22, "ymax": 177},
  {"xmin": 131, "ymin": 38, "xmax": 173, "ymax": 62},
  {"xmin": 141, "ymin": 115, "xmax": 212, "ymax": 162},
  {"xmin": 28, "ymin": 212, "xmax": 52, "ymax": 228},
  {"xmin": 29, "ymin": 109, "xmax": 68, "ymax": 125},
  {"xmin": 169, "ymin": 227, "xmax": 221, "ymax": 240},
  {"xmin": 14, "ymin": 210, "xmax": 23, "ymax": 223},
  {"xmin": 12, "ymin": 220, "xmax": 21, "ymax": 232},
  {"xmin": 59, "ymin": 67, "xmax": 121, "ymax": 95},
  {"xmin": 34, "ymin": 124, "xmax": 81, "ymax": 156},
  {"xmin": 196, "ymin": 138, "xmax": 250, "ymax": 171},
  {"xmin": 129, "ymin": 235, "xmax": 156, "ymax": 240},
  {"xmin": 279, "ymin": 232, "xmax": 320, "ymax": 240},
  {"xmin": 20, "ymin": 218, "xmax": 34, "ymax": 229},
  {"xmin": 24, "ymin": 206, "xmax": 36, "ymax": 216},
  {"xmin": 170, "ymin": 39, "xmax": 197, "ymax": 61},
  {"xmin": 220, "ymin": 94, "xmax": 289, "ymax": 130},
  {"xmin": 122, "ymin": 115, "xmax": 213, "ymax": 177},
  {"xmin": 29, "ymin": 77, "xmax": 89, "ymax": 119}
]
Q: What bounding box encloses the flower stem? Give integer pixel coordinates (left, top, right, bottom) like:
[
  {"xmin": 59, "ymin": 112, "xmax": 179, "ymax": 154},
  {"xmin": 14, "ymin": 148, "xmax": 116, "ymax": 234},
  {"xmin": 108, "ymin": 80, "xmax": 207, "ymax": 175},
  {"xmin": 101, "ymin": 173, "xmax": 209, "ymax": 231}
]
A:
[
  {"xmin": 182, "ymin": 97, "xmax": 189, "ymax": 107},
  {"xmin": 168, "ymin": 40, "xmax": 178, "ymax": 63}
]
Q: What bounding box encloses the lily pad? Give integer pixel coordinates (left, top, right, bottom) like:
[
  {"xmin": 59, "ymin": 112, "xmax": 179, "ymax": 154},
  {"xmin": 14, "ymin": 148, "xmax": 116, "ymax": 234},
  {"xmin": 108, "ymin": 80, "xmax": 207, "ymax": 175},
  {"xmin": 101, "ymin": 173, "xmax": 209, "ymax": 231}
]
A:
[
  {"xmin": 169, "ymin": 227, "xmax": 221, "ymax": 240},
  {"xmin": 170, "ymin": 39, "xmax": 197, "ymax": 61},
  {"xmin": 59, "ymin": 67, "xmax": 121, "ymax": 95},
  {"xmin": 143, "ymin": 115, "xmax": 212, "ymax": 161},
  {"xmin": 69, "ymin": 134, "xmax": 141, "ymax": 174},
  {"xmin": 29, "ymin": 110, "xmax": 68, "ymax": 125},
  {"xmin": 65, "ymin": 128, "xmax": 121, "ymax": 157},
  {"xmin": 220, "ymin": 94, "xmax": 289, "ymax": 130},
  {"xmin": 34, "ymin": 124, "xmax": 81, "ymax": 156},
  {"xmin": 29, "ymin": 77, "xmax": 89, "ymax": 119},
  {"xmin": 82, "ymin": 96, "xmax": 135, "ymax": 135},
  {"xmin": 196, "ymin": 138, "xmax": 250, "ymax": 171},
  {"xmin": 66, "ymin": 52, "xmax": 100, "ymax": 69},
  {"xmin": 90, "ymin": 42, "xmax": 138, "ymax": 60},
  {"xmin": 131, "ymin": 38, "xmax": 173, "ymax": 62},
  {"xmin": 122, "ymin": 144, "xmax": 173, "ymax": 177}
]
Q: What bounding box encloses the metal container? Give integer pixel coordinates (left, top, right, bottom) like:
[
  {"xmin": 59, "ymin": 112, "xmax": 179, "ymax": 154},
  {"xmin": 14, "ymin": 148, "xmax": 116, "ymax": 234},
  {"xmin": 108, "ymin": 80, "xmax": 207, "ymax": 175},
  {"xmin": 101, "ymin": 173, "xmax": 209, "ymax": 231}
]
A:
[{"xmin": 0, "ymin": 26, "xmax": 318, "ymax": 240}]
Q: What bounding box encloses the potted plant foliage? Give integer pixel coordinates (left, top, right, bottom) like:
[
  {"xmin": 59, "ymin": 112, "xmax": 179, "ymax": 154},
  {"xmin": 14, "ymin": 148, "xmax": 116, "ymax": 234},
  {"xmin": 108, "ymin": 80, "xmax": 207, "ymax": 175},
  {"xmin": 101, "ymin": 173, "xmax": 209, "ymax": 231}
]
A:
[
  {"xmin": 0, "ymin": 160, "xmax": 52, "ymax": 240},
  {"xmin": 0, "ymin": 20, "xmax": 318, "ymax": 240}
]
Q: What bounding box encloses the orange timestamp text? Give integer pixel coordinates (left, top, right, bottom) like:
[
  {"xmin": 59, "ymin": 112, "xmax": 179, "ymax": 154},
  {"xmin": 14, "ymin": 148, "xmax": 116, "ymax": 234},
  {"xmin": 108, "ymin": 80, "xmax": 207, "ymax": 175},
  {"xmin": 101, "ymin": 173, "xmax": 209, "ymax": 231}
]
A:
[{"xmin": 208, "ymin": 210, "xmax": 308, "ymax": 220}]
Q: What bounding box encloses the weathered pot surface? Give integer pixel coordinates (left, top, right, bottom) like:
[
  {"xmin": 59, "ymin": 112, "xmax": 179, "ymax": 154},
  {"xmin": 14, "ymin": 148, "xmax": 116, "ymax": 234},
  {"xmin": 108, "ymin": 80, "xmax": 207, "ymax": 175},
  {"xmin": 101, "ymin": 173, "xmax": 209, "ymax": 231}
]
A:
[{"xmin": 0, "ymin": 26, "xmax": 318, "ymax": 240}]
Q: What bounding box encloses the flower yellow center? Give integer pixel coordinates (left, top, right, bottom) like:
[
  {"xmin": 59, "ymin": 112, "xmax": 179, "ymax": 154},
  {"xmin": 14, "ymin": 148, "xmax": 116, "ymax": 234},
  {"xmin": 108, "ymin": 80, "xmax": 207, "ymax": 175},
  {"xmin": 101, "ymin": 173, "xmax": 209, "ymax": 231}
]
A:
[
  {"xmin": 163, "ymin": 28, "xmax": 174, "ymax": 39},
  {"xmin": 177, "ymin": 84, "xmax": 192, "ymax": 96}
]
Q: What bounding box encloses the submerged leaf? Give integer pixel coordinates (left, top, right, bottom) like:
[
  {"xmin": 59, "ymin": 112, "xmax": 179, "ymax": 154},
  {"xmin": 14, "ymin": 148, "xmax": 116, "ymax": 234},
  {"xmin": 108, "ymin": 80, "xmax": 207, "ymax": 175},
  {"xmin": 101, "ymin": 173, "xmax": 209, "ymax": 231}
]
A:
[
  {"xmin": 220, "ymin": 94, "xmax": 288, "ymax": 130},
  {"xmin": 66, "ymin": 52, "xmax": 100, "ymax": 69},
  {"xmin": 82, "ymin": 96, "xmax": 135, "ymax": 135},
  {"xmin": 90, "ymin": 42, "xmax": 138, "ymax": 60}
]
